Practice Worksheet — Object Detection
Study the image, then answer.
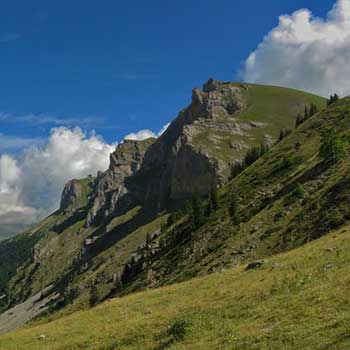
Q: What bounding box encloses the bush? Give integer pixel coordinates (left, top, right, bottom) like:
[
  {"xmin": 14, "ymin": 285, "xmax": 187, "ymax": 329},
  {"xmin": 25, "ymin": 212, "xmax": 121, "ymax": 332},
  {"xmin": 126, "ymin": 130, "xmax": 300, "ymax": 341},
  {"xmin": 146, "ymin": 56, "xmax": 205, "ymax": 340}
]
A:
[
  {"xmin": 278, "ymin": 128, "xmax": 292, "ymax": 142},
  {"xmin": 228, "ymin": 192, "xmax": 240, "ymax": 225},
  {"xmin": 205, "ymin": 187, "xmax": 219, "ymax": 217},
  {"xmin": 167, "ymin": 318, "xmax": 193, "ymax": 341},
  {"xmin": 190, "ymin": 192, "xmax": 204, "ymax": 228},
  {"xmin": 276, "ymin": 155, "xmax": 301, "ymax": 172},
  {"xmin": 230, "ymin": 143, "xmax": 270, "ymax": 180},
  {"xmin": 327, "ymin": 93, "xmax": 340, "ymax": 106},
  {"xmin": 293, "ymin": 183, "xmax": 305, "ymax": 199},
  {"xmin": 320, "ymin": 128, "xmax": 348, "ymax": 164},
  {"xmin": 167, "ymin": 211, "xmax": 183, "ymax": 226}
]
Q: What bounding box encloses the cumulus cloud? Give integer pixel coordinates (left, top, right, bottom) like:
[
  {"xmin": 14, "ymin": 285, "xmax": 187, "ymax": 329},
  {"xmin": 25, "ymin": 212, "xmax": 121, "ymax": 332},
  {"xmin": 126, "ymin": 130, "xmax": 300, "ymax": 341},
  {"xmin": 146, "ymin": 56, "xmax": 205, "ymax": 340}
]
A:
[
  {"xmin": 0, "ymin": 127, "xmax": 116, "ymax": 231},
  {"xmin": 241, "ymin": 0, "xmax": 350, "ymax": 97},
  {"xmin": 124, "ymin": 122, "xmax": 170, "ymax": 141},
  {"xmin": 124, "ymin": 129, "xmax": 157, "ymax": 141},
  {"xmin": 0, "ymin": 122, "xmax": 171, "ymax": 233}
]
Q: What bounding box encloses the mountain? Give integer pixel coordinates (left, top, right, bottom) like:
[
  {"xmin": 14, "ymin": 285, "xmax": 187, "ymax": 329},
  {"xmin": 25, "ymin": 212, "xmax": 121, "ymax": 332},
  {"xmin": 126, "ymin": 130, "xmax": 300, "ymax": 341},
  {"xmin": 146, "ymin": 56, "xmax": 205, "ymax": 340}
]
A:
[{"xmin": 0, "ymin": 79, "xmax": 326, "ymax": 332}]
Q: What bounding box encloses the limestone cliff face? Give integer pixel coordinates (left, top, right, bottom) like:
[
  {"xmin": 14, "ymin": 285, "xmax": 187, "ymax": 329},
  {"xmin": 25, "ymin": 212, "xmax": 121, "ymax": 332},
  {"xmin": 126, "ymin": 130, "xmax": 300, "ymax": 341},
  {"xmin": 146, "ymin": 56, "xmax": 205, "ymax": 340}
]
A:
[
  {"xmin": 86, "ymin": 138, "xmax": 155, "ymax": 226},
  {"xmin": 133, "ymin": 79, "xmax": 248, "ymax": 208},
  {"xmin": 63, "ymin": 79, "xmax": 268, "ymax": 223}
]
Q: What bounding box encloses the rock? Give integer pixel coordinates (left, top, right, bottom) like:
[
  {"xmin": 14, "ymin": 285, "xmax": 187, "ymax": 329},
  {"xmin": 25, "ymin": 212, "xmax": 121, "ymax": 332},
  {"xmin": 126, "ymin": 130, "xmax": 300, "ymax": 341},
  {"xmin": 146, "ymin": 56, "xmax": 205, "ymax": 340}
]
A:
[
  {"xmin": 245, "ymin": 260, "xmax": 265, "ymax": 270},
  {"xmin": 322, "ymin": 262, "xmax": 333, "ymax": 270},
  {"xmin": 202, "ymin": 78, "xmax": 219, "ymax": 92},
  {"xmin": 86, "ymin": 138, "xmax": 155, "ymax": 226},
  {"xmin": 60, "ymin": 179, "xmax": 93, "ymax": 211}
]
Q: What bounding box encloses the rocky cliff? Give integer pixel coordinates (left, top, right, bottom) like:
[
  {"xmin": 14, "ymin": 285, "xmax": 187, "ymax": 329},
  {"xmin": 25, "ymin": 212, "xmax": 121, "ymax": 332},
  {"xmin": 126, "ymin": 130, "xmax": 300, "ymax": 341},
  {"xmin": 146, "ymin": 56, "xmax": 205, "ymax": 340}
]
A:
[{"xmin": 86, "ymin": 138, "xmax": 155, "ymax": 226}]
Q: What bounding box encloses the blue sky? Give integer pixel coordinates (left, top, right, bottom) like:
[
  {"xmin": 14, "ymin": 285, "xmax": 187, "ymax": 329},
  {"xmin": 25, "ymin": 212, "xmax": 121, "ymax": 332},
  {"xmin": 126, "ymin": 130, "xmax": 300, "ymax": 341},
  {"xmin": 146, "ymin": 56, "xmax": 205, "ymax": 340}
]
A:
[
  {"xmin": 0, "ymin": 0, "xmax": 335, "ymax": 147},
  {"xmin": 3, "ymin": 0, "xmax": 350, "ymax": 233}
]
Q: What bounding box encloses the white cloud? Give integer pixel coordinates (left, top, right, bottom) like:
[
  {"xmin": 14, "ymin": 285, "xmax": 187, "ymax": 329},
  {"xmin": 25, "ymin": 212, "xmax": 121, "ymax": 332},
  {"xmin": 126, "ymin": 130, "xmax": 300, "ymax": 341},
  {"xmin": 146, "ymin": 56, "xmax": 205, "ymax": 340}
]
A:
[
  {"xmin": 0, "ymin": 122, "xmax": 171, "ymax": 233},
  {"xmin": 0, "ymin": 155, "xmax": 36, "ymax": 227},
  {"xmin": 124, "ymin": 122, "xmax": 170, "ymax": 141},
  {"xmin": 124, "ymin": 129, "xmax": 157, "ymax": 141},
  {"xmin": 0, "ymin": 127, "xmax": 116, "ymax": 230},
  {"xmin": 241, "ymin": 0, "xmax": 350, "ymax": 97}
]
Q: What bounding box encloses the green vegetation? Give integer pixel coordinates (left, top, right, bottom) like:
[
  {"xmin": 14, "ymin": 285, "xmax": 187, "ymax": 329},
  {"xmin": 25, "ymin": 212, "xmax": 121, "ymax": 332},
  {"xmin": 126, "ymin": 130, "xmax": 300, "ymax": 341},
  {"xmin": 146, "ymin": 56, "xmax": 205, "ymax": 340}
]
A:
[
  {"xmin": 327, "ymin": 93, "xmax": 340, "ymax": 106},
  {"xmin": 205, "ymin": 187, "xmax": 219, "ymax": 217},
  {"xmin": 0, "ymin": 83, "xmax": 341, "ymax": 345},
  {"xmin": 190, "ymin": 192, "xmax": 205, "ymax": 229},
  {"xmin": 320, "ymin": 128, "xmax": 348, "ymax": 164},
  {"xmin": 193, "ymin": 83, "xmax": 325, "ymax": 169},
  {"xmin": 230, "ymin": 142, "xmax": 270, "ymax": 179},
  {"xmin": 228, "ymin": 191, "xmax": 240, "ymax": 225},
  {"xmin": 295, "ymin": 102, "xmax": 319, "ymax": 128},
  {"xmin": 2, "ymin": 227, "xmax": 350, "ymax": 349}
]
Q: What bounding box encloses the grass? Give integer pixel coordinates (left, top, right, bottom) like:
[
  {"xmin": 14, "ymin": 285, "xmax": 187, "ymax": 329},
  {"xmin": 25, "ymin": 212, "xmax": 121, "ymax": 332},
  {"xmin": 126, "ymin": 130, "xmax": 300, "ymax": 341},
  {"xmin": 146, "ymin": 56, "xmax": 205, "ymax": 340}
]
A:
[
  {"xmin": 117, "ymin": 96, "xmax": 350, "ymax": 300},
  {"xmin": 1, "ymin": 225, "xmax": 350, "ymax": 349},
  {"xmin": 192, "ymin": 82, "xmax": 326, "ymax": 170}
]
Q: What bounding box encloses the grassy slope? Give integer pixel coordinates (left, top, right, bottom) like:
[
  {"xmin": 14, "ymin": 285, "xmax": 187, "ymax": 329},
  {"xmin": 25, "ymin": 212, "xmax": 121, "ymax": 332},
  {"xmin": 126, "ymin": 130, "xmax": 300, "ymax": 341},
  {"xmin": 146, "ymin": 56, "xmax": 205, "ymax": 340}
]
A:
[
  {"xmin": 193, "ymin": 83, "xmax": 325, "ymax": 166},
  {"xmin": 115, "ymin": 96, "xmax": 350, "ymax": 298},
  {"xmin": 1, "ymin": 225, "xmax": 350, "ymax": 350}
]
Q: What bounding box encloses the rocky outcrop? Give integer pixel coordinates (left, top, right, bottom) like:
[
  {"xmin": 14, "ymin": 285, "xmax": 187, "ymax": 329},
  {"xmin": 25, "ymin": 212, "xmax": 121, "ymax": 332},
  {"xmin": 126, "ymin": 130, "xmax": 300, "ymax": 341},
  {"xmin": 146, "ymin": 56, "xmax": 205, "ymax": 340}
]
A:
[
  {"xmin": 131, "ymin": 79, "xmax": 248, "ymax": 209},
  {"xmin": 66, "ymin": 79, "xmax": 266, "ymax": 224},
  {"xmin": 60, "ymin": 177, "xmax": 94, "ymax": 211},
  {"xmin": 86, "ymin": 138, "xmax": 155, "ymax": 227}
]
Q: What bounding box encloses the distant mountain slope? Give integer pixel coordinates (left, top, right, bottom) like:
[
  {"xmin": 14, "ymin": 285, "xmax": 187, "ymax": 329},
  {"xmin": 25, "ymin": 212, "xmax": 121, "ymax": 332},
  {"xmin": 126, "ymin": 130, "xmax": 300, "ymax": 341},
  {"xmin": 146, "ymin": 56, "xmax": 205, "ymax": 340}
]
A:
[
  {"xmin": 0, "ymin": 80, "xmax": 326, "ymax": 329},
  {"xmin": 119, "ymin": 95, "xmax": 350, "ymax": 295},
  {"xmin": 1, "ymin": 225, "xmax": 349, "ymax": 350}
]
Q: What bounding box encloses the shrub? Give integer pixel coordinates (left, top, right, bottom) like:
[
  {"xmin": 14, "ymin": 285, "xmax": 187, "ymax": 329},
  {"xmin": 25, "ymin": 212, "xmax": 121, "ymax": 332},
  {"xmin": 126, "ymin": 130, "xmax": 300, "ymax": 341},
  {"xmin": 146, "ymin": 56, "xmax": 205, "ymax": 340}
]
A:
[
  {"xmin": 167, "ymin": 211, "xmax": 183, "ymax": 227},
  {"xmin": 205, "ymin": 187, "xmax": 219, "ymax": 217},
  {"xmin": 167, "ymin": 318, "xmax": 193, "ymax": 341},
  {"xmin": 327, "ymin": 93, "xmax": 340, "ymax": 106},
  {"xmin": 293, "ymin": 183, "xmax": 306, "ymax": 199},
  {"xmin": 228, "ymin": 192, "xmax": 240, "ymax": 225},
  {"xmin": 320, "ymin": 128, "xmax": 348, "ymax": 164},
  {"xmin": 190, "ymin": 192, "xmax": 204, "ymax": 228},
  {"xmin": 278, "ymin": 128, "xmax": 292, "ymax": 142}
]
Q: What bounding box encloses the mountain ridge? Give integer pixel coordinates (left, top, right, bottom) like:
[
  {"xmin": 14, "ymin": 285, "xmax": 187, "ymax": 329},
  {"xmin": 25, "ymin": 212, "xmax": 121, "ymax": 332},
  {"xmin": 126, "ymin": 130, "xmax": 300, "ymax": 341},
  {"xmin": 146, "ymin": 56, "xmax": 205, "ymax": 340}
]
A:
[{"xmin": 0, "ymin": 79, "xmax": 326, "ymax": 332}]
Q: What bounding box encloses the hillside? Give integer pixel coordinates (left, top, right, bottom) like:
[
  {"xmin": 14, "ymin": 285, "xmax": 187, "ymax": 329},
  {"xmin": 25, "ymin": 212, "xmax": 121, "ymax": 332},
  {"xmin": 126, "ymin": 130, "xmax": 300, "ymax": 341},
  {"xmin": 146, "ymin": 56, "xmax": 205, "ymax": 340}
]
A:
[
  {"xmin": 1, "ymin": 225, "xmax": 349, "ymax": 350},
  {"xmin": 0, "ymin": 80, "xmax": 326, "ymax": 331}
]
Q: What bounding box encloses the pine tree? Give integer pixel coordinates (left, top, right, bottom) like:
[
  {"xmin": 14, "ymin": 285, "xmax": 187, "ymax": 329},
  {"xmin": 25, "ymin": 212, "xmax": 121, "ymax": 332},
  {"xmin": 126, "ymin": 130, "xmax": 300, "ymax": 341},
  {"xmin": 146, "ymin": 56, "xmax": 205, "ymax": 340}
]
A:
[
  {"xmin": 206, "ymin": 187, "xmax": 219, "ymax": 216},
  {"xmin": 190, "ymin": 192, "xmax": 204, "ymax": 228},
  {"xmin": 228, "ymin": 192, "xmax": 240, "ymax": 225},
  {"xmin": 230, "ymin": 162, "xmax": 244, "ymax": 179},
  {"xmin": 89, "ymin": 284, "xmax": 99, "ymax": 307},
  {"xmin": 295, "ymin": 113, "xmax": 304, "ymax": 128},
  {"xmin": 278, "ymin": 129, "xmax": 291, "ymax": 142},
  {"xmin": 309, "ymin": 103, "xmax": 318, "ymax": 117},
  {"xmin": 327, "ymin": 94, "xmax": 340, "ymax": 106}
]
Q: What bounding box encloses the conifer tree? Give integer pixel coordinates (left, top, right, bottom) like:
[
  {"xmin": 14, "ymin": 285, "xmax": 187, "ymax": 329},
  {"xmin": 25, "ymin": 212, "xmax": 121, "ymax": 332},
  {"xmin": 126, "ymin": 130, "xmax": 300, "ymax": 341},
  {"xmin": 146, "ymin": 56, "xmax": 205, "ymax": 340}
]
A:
[
  {"xmin": 190, "ymin": 191, "xmax": 204, "ymax": 228},
  {"xmin": 228, "ymin": 192, "xmax": 240, "ymax": 225},
  {"xmin": 295, "ymin": 113, "xmax": 304, "ymax": 128}
]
